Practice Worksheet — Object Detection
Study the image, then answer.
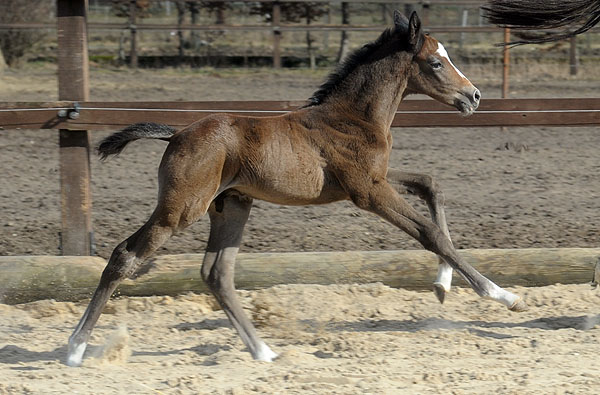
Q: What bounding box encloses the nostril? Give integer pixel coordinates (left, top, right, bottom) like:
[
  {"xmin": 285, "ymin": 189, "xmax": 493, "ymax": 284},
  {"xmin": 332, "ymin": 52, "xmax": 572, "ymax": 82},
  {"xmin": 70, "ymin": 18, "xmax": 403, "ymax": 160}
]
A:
[{"xmin": 473, "ymin": 89, "xmax": 481, "ymax": 102}]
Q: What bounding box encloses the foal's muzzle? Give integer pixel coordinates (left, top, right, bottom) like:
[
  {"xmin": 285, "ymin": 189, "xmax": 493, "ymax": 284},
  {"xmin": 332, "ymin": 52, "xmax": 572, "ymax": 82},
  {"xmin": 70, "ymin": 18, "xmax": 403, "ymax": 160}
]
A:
[{"xmin": 454, "ymin": 87, "xmax": 481, "ymax": 116}]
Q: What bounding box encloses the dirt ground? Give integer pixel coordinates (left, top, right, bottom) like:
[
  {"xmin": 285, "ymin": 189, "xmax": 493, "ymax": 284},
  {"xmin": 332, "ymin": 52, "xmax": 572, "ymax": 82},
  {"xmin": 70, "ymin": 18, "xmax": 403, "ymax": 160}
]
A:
[
  {"xmin": 0, "ymin": 284, "xmax": 599, "ymax": 394},
  {"xmin": 0, "ymin": 65, "xmax": 598, "ymax": 257},
  {"xmin": 0, "ymin": 63, "xmax": 599, "ymax": 393}
]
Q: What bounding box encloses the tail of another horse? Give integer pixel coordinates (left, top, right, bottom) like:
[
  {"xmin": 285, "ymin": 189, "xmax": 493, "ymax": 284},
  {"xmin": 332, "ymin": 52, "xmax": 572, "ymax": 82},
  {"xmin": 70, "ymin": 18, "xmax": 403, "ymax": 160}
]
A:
[
  {"xmin": 97, "ymin": 122, "xmax": 176, "ymax": 160},
  {"xmin": 483, "ymin": 0, "xmax": 600, "ymax": 44}
]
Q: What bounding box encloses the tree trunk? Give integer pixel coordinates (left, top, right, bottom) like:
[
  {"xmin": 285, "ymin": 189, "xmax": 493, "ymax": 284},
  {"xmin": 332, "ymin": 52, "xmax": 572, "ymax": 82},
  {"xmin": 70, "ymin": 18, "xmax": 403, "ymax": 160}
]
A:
[
  {"xmin": 216, "ymin": 6, "xmax": 225, "ymax": 24},
  {"xmin": 176, "ymin": 1, "xmax": 185, "ymax": 64},
  {"xmin": 189, "ymin": 3, "xmax": 199, "ymax": 51},
  {"xmin": 306, "ymin": 5, "xmax": 316, "ymax": 69},
  {"xmin": 129, "ymin": 0, "xmax": 138, "ymax": 68},
  {"xmin": 336, "ymin": 2, "xmax": 350, "ymax": 63},
  {"xmin": 118, "ymin": 29, "xmax": 126, "ymax": 63},
  {"xmin": 0, "ymin": 47, "xmax": 7, "ymax": 72}
]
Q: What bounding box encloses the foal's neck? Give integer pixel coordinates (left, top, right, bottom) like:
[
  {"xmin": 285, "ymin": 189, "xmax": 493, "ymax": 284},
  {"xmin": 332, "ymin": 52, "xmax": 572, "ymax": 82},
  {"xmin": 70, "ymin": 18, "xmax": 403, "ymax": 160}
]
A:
[{"xmin": 328, "ymin": 52, "xmax": 411, "ymax": 131}]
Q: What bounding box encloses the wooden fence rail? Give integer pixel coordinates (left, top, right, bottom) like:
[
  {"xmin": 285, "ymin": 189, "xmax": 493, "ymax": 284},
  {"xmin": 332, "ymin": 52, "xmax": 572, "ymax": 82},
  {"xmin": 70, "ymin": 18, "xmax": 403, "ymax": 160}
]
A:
[
  {"xmin": 1, "ymin": 98, "xmax": 599, "ymax": 130},
  {"xmin": 0, "ymin": 22, "xmax": 509, "ymax": 33}
]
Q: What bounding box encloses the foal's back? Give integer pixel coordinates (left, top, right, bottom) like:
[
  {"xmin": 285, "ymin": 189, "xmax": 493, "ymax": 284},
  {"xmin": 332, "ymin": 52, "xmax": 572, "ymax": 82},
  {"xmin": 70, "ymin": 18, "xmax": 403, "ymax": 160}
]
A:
[{"xmin": 164, "ymin": 111, "xmax": 350, "ymax": 206}]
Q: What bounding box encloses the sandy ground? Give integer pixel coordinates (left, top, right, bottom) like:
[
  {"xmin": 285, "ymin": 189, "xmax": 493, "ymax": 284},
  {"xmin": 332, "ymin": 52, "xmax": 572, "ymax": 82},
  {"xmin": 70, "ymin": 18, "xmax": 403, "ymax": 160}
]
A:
[
  {"xmin": 1, "ymin": 63, "xmax": 599, "ymax": 393},
  {"xmin": 0, "ymin": 284, "xmax": 599, "ymax": 394}
]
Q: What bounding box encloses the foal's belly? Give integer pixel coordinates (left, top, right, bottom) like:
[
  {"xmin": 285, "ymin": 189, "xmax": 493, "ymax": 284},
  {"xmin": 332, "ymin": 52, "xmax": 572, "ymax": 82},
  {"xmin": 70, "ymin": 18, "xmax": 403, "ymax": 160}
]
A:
[
  {"xmin": 234, "ymin": 181, "xmax": 348, "ymax": 206},
  {"xmin": 235, "ymin": 166, "xmax": 348, "ymax": 206},
  {"xmin": 234, "ymin": 142, "xmax": 348, "ymax": 205}
]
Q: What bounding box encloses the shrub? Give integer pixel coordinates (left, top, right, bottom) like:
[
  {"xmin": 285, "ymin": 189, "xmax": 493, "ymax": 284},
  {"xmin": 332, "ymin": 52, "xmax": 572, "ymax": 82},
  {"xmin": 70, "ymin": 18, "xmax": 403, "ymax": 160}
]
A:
[{"xmin": 0, "ymin": 0, "xmax": 53, "ymax": 67}]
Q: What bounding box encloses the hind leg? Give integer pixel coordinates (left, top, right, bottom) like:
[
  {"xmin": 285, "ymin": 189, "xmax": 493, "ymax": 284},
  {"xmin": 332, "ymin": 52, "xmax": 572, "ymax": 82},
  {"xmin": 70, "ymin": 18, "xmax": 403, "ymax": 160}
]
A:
[
  {"xmin": 66, "ymin": 213, "xmax": 173, "ymax": 366},
  {"xmin": 201, "ymin": 191, "xmax": 277, "ymax": 361},
  {"xmin": 387, "ymin": 169, "xmax": 454, "ymax": 303},
  {"xmin": 66, "ymin": 188, "xmax": 217, "ymax": 366}
]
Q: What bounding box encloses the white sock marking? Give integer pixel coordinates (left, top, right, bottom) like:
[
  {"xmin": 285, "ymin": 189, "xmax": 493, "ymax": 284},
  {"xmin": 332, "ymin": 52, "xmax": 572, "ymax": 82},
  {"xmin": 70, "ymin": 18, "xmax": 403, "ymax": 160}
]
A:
[
  {"xmin": 66, "ymin": 341, "xmax": 87, "ymax": 367},
  {"xmin": 485, "ymin": 282, "xmax": 520, "ymax": 308},
  {"xmin": 434, "ymin": 262, "xmax": 453, "ymax": 291},
  {"xmin": 255, "ymin": 342, "xmax": 278, "ymax": 362}
]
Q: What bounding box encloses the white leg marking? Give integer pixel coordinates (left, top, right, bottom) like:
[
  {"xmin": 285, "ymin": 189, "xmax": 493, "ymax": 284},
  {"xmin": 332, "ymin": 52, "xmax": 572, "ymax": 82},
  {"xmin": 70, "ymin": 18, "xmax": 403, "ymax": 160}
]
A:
[
  {"xmin": 434, "ymin": 262, "xmax": 453, "ymax": 291},
  {"xmin": 254, "ymin": 342, "xmax": 278, "ymax": 362},
  {"xmin": 485, "ymin": 282, "xmax": 521, "ymax": 308},
  {"xmin": 66, "ymin": 341, "xmax": 87, "ymax": 367}
]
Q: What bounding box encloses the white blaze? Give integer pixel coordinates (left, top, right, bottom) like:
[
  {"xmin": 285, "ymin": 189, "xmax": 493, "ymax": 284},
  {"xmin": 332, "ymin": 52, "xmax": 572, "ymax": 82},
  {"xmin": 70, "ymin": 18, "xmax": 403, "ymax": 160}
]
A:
[{"xmin": 436, "ymin": 42, "xmax": 467, "ymax": 80}]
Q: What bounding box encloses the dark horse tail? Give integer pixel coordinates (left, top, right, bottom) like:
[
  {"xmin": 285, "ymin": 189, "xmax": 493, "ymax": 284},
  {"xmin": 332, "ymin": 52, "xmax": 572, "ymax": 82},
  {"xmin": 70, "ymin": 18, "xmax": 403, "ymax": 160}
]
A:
[
  {"xmin": 483, "ymin": 0, "xmax": 600, "ymax": 45},
  {"xmin": 97, "ymin": 122, "xmax": 176, "ymax": 160}
]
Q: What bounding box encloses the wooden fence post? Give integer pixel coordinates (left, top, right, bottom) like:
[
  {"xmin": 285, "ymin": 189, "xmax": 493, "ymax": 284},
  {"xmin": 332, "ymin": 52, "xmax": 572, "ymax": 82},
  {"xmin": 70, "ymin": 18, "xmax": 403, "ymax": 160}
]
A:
[
  {"xmin": 272, "ymin": 1, "xmax": 281, "ymax": 68},
  {"xmin": 57, "ymin": 0, "xmax": 93, "ymax": 256},
  {"xmin": 129, "ymin": 0, "xmax": 138, "ymax": 68},
  {"xmin": 569, "ymin": 36, "xmax": 578, "ymax": 76},
  {"xmin": 502, "ymin": 28, "xmax": 510, "ymax": 98},
  {"xmin": 460, "ymin": 8, "xmax": 468, "ymax": 49}
]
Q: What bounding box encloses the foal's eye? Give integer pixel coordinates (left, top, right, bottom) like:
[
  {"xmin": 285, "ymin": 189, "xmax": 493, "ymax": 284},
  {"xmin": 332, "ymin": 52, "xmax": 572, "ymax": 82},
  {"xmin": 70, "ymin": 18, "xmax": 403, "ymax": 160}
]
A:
[{"xmin": 430, "ymin": 60, "xmax": 443, "ymax": 70}]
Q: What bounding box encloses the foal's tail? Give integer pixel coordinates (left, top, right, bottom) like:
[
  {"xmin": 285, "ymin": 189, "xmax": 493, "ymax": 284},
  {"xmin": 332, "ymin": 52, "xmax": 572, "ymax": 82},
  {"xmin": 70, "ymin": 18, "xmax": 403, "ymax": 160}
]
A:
[
  {"xmin": 483, "ymin": 0, "xmax": 600, "ymax": 45},
  {"xmin": 97, "ymin": 122, "xmax": 177, "ymax": 160}
]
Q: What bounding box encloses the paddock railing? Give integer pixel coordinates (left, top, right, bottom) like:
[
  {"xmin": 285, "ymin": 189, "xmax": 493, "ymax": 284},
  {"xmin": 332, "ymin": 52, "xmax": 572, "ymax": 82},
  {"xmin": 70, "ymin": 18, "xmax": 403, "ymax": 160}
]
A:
[{"xmin": 2, "ymin": 98, "xmax": 600, "ymax": 130}]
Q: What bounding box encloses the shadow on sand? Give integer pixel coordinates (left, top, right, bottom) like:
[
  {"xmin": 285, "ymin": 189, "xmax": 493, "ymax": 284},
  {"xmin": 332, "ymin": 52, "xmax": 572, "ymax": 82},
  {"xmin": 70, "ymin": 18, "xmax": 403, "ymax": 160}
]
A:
[{"xmin": 330, "ymin": 314, "xmax": 600, "ymax": 338}]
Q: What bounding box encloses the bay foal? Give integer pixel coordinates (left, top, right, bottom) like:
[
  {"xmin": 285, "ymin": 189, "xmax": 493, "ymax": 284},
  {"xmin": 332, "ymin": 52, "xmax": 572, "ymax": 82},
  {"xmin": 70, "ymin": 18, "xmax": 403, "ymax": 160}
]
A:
[{"xmin": 67, "ymin": 11, "xmax": 527, "ymax": 366}]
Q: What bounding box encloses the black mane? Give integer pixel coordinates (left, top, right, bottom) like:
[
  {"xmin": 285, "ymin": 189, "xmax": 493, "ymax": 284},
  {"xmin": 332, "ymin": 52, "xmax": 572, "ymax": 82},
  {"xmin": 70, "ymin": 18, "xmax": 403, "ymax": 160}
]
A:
[{"xmin": 305, "ymin": 25, "xmax": 407, "ymax": 107}]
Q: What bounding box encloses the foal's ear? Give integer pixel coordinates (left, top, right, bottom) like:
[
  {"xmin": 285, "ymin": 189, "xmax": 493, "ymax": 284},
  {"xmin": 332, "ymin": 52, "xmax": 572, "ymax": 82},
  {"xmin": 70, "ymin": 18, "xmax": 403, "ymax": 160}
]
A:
[
  {"xmin": 393, "ymin": 10, "xmax": 409, "ymax": 29},
  {"xmin": 408, "ymin": 11, "xmax": 424, "ymax": 52}
]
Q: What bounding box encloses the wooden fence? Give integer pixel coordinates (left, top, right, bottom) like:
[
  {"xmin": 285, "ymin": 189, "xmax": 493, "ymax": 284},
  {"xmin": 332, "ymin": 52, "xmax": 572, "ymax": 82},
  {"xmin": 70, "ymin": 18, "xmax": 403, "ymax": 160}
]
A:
[
  {"xmin": 2, "ymin": 99, "xmax": 600, "ymax": 130},
  {"xmin": 1, "ymin": 0, "xmax": 593, "ymax": 72},
  {"xmin": 2, "ymin": 248, "xmax": 599, "ymax": 303}
]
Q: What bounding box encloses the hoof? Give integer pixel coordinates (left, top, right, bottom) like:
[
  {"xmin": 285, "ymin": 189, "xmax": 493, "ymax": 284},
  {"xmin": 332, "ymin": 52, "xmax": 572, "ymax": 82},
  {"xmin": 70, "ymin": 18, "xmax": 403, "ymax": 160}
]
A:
[
  {"xmin": 254, "ymin": 343, "xmax": 278, "ymax": 362},
  {"xmin": 433, "ymin": 283, "xmax": 447, "ymax": 304},
  {"xmin": 65, "ymin": 354, "xmax": 83, "ymax": 367},
  {"xmin": 509, "ymin": 298, "xmax": 529, "ymax": 312},
  {"xmin": 66, "ymin": 341, "xmax": 87, "ymax": 367}
]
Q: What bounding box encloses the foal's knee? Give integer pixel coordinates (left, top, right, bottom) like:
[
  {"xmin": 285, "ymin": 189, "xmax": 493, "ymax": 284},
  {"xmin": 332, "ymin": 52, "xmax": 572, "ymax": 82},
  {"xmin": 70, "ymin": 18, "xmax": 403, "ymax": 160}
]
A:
[
  {"xmin": 201, "ymin": 250, "xmax": 238, "ymax": 295},
  {"xmin": 428, "ymin": 178, "xmax": 445, "ymax": 207},
  {"xmin": 418, "ymin": 223, "xmax": 454, "ymax": 257},
  {"xmin": 101, "ymin": 242, "xmax": 140, "ymax": 283}
]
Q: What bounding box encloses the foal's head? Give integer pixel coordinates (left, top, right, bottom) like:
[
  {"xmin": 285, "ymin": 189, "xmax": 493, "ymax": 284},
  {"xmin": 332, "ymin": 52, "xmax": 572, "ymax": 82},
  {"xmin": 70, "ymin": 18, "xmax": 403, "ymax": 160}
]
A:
[{"xmin": 400, "ymin": 11, "xmax": 481, "ymax": 116}]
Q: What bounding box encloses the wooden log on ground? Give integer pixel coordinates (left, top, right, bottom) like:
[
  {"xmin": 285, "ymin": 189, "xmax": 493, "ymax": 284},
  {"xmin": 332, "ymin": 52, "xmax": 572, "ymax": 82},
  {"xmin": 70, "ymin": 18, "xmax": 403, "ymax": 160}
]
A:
[
  {"xmin": 0, "ymin": 248, "xmax": 598, "ymax": 304},
  {"xmin": 0, "ymin": 256, "xmax": 105, "ymax": 304}
]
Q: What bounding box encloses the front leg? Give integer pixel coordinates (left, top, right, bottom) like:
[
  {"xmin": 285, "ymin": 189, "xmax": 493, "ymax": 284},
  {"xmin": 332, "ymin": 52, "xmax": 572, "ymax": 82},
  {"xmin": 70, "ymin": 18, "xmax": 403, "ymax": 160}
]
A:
[
  {"xmin": 386, "ymin": 168, "xmax": 453, "ymax": 303},
  {"xmin": 351, "ymin": 177, "xmax": 527, "ymax": 311}
]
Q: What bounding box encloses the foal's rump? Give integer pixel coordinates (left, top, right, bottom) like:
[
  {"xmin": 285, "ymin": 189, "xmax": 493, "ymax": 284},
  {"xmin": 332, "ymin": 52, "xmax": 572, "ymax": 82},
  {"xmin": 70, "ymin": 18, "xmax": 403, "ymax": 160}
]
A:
[
  {"xmin": 176, "ymin": 113, "xmax": 348, "ymax": 206},
  {"xmin": 99, "ymin": 115, "xmax": 347, "ymax": 209}
]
